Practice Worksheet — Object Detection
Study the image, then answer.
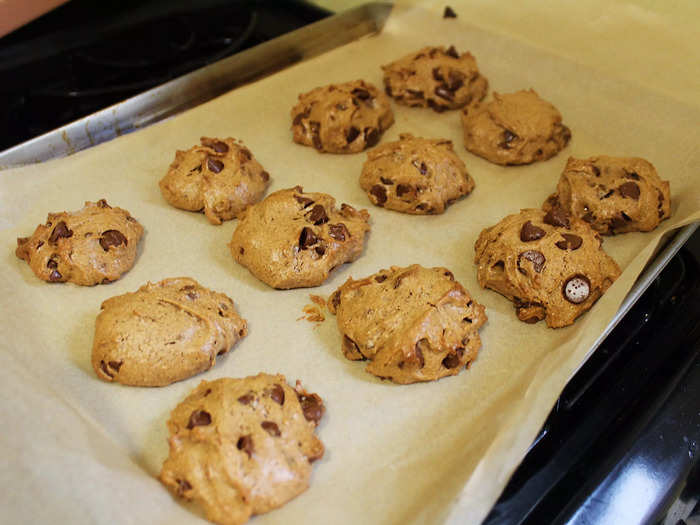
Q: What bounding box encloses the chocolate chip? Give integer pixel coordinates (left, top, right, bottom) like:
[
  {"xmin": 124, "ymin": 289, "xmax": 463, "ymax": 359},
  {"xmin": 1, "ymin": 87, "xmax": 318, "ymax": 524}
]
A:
[
  {"xmin": 412, "ymin": 160, "xmax": 428, "ymax": 175},
  {"xmin": 236, "ymin": 435, "xmax": 254, "ymax": 457},
  {"xmin": 99, "ymin": 230, "xmax": 127, "ymax": 251},
  {"xmin": 270, "ymin": 384, "xmax": 285, "ymax": 405},
  {"xmin": 329, "ymin": 223, "xmax": 349, "ymax": 242},
  {"xmin": 500, "ymin": 129, "xmax": 518, "ymax": 149},
  {"xmin": 299, "ymin": 227, "xmax": 319, "ymax": 250},
  {"xmin": 294, "ymin": 195, "xmax": 314, "ymax": 208},
  {"xmin": 296, "ymin": 392, "xmax": 324, "ymax": 425},
  {"xmin": 601, "ymin": 189, "xmax": 614, "ymax": 199},
  {"xmin": 618, "ymin": 181, "xmax": 640, "ymax": 200},
  {"xmin": 582, "ymin": 211, "xmax": 595, "ymax": 223},
  {"xmin": 609, "ymin": 213, "xmax": 631, "ymax": 232},
  {"xmin": 330, "ymin": 290, "xmax": 341, "ymax": 310},
  {"xmin": 306, "ymin": 204, "xmax": 328, "ymax": 225},
  {"xmin": 49, "ymin": 270, "xmax": 62, "ymax": 282},
  {"xmin": 592, "ymin": 165, "xmax": 601, "ymax": 177},
  {"xmin": 351, "ymin": 88, "xmax": 371, "ymax": 100},
  {"xmin": 47, "ymin": 258, "xmax": 58, "ymax": 269},
  {"xmin": 443, "ymin": 6, "xmax": 458, "ymax": 17},
  {"xmin": 555, "ymin": 233, "xmax": 583, "ymax": 250},
  {"xmin": 432, "ymin": 67, "xmax": 444, "ymax": 82},
  {"xmin": 657, "ymin": 190, "xmax": 665, "ymax": 218},
  {"xmin": 96, "ymin": 199, "xmax": 111, "ymax": 208},
  {"xmin": 207, "ymin": 157, "xmax": 224, "ymax": 173},
  {"xmin": 518, "ymin": 250, "xmax": 546, "ymax": 273},
  {"xmin": 435, "ymin": 86, "xmax": 454, "ymax": 101},
  {"xmin": 384, "ymin": 85, "xmax": 393, "ymax": 97},
  {"xmin": 238, "ymin": 148, "xmax": 252, "ymax": 163},
  {"xmin": 563, "ymin": 275, "xmax": 590, "ymax": 304},
  {"xmin": 186, "ymin": 409, "xmax": 212, "ymax": 429},
  {"xmin": 108, "ymin": 360, "xmax": 122, "ymax": 372},
  {"xmin": 175, "ymin": 479, "xmax": 192, "ymax": 496},
  {"xmin": 380, "ymin": 176, "xmax": 394, "ymax": 185},
  {"xmin": 445, "ymin": 45, "xmax": 459, "ymax": 58},
  {"xmin": 427, "ymin": 99, "xmax": 447, "ymax": 112},
  {"xmin": 415, "ymin": 339, "xmax": 428, "ymax": 368},
  {"xmin": 49, "ymin": 221, "xmax": 73, "ymax": 243},
  {"xmin": 447, "ymin": 70, "xmax": 465, "ymax": 91},
  {"xmin": 212, "ymin": 141, "xmax": 229, "ymax": 153},
  {"xmin": 315, "ymin": 246, "xmax": 326, "ymax": 257},
  {"xmin": 364, "ymin": 127, "xmax": 380, "ymax": 148},
  {"xmin": 370, "ymin": 185, "xmax": 387, "ymax": 205},
  {"xmin": 442, "ymin": 348, "xmax": 464, "ymax": 369},
  {"xmin": 396, "ymin": 184, "xmax": 413, "ymax": 197},
  {"xmin": 543, "ymin": 206, "xmax": 570, "ymax": 228},
  {"xmin": 624, "ymin": 171, "xmax": 640, "ymax": 180},
  {"xmin": 346, "ymin": 126, "xmax": 360, "ymax": 143},
  {"xmin": 309, "ymin": 121, "xmax": 322, "ymax": 150},
  {"xmin": 520, "ymin": 221, "xmax": 546, "ymax": 242},
  {"xmin": 292, "ymin": 109, "xmax": 309, "ymax": 126},
  {"xmin": 261, "ymin": 421, "xmax": 281, "ymax": 437},
  {"xmin": 260, "ymin": 171, "xmax": 270, "ymax": 182},
  {"xmin": 375, "ymin": 274, "xmax": 387, "ymax": 283},
  {"xmin": 237, "ymin": 393, "xmax": 254, "ymax": 405}
]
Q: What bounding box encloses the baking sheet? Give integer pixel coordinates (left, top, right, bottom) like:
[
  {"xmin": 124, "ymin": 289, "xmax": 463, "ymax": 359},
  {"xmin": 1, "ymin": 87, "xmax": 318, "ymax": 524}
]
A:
[{"xmin": 1, "ymin": 3, "xmax": 699, "ymax": 525}]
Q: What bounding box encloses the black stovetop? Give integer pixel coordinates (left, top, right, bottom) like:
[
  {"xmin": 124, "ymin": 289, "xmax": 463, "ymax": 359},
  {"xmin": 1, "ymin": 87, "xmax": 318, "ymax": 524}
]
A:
[{"xmin": 2, "ymin": 2, "xmax": 699, "ymax": 523}]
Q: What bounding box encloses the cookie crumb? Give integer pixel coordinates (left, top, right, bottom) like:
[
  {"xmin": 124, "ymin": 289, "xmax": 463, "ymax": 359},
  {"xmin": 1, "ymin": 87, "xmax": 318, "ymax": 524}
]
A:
[
  {"xmin": 443, "ymin": 6, "xmax": 457, "ymax": 18},
  {"xmin": 298, "ymin": 305, "xmax": 325, "ymax": 324},
  {"xmin": 309, "ymin": 295, "xmax": 326, "ymax": 308}
]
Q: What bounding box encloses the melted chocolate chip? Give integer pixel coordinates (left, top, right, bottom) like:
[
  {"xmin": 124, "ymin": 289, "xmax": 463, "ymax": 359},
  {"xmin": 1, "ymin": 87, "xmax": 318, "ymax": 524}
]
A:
[
  {"xmin": 415, "ymin": 339, "xmax": 428, "ymax": 368},
  {"xmin": 329, "ymin": 223, "xmax": 349, "ymax": 241},
  {"xmin": 442, "ymin": 348, "xmax": 464, "ymax": 369},
  {"xmin": 108, "ymin": 361, "xmax": 123, "ymax": 372},
  {"xmin": 96, "ymin": 199, "xmax": 111, "ymax": 208},
  {"xmin": 520, "ymin": 221, "xmax": 546, "ymax": 242},
  {"xmin": 370, "ymin": 185, "xmax": 387, "ymax": 205},
  {"xmin": 396, "ymin": 184, "xmax": 413, "ymax": 198},
  {"xmin": 261, "ymin": 421, "xmax": 281, "ymax": 437},
  {"xmin": 99, "ymin": 360, "xmax": 113, "ymax": 378},
  {"xmin": 49, "ymin": 270, "xmax": 62, "ymax": 282},
  {"xmin": 351, "ymin": 87, "xmax": 371, "ymax": 100},
  {"xmin": 592, "ymin": 165, "xmax": 601, "ymax": 177},
  {"xmin": 543, "ymin": 206, "xmax": 571, "ymax": 228},
  {"xmin": 432, "ymin": 67, "xmax": 444, "ymax": 82},
  {"xmin": 447, "ymin": 70, "xmax": 465, "ymax": 91},
  {"xmin": 445, "ymin": 45, "xmax": 459, "ymax": 58},
  {"xmin": 238, "ymin": 148, "xmax": 252, "ymax": 163},
  {"xmin": 309, "ymin": 121, "xmax": 322, "ymax": 150},
  {"xmin": 435, "ymin": 86, "xmax": 454, "ymax": 101},
  {"xmin": 186, "ymin": 409, "xmax": 212, "ymax": 429},
  {"xmin": 375, "ymin": 274, "xmax": 387, "ymax": 283},
  {"xmin": 270, "ymin": 384, "xmax": 285, "ymax": 405},
  {"xmin": 618, "ymin": 181, "xmax": 640, "ymax": 200},
  {"xmin": 207, "ymin": 157, "xmax": 224, "ymax": 173},
  {"xmin": 237, "ymin": 435, "xmax": 254, "ymax": 457},
  {"xmin": 364, "ymin": 127, "xmax": 380, "ymax": 148},
  {"xmin": 260, "ymin": 171, "xmax": 270, "ymax": 182},
  {"xmin": 237, "ymin": 393, "xmax": 254, "ymax": 405},
  {"xmin": 296, "ymin": 392, "xmax": 324, "ymax": 425},
  {"xmin": 443, "ymin": 6, "xmax": 457, "ymax": 18},
  {"xmin": 563, "ymin": 275, "xmax": 590, "ymax": 304},
  {"xmin": 294, "ymin": 195, "xmax": 315, "ymax": 208},
  {"xmin": 555, "ymin": 233, "xmax": 583, "ymax": 250},
  {"xmin": 212, "ymin": 141, "xmax": 229, "ymax": 153},
  {"xmin": 49, "ymin": 221, "xmax": 73, "ymax": 243},
  {"xmin": 407, "ymin": 89, "xmax": 424, "ymax": 99},
  {"xmin": 99, "ymin": 230, "xmax": 127, "ymax": 251},
  {"xmin": 299, "ymin": 227, "xmax": 319, "ymax": 250},
  {"xmin": 176, "ymin": 479, "xmax": 192, "ymax": 496},
  {"xmin": 330, "ymin": 290, "xmax": 341, "ymax": 310},
  {"xmin": 412, "ymin": 160, "xmax": 428, "ymax": 175},
  {"xmin": 500, "ymin": 130, "xmax": 518, "ymax": 149},
  {"xmin": 306, "ymin": 204, "xmax": 328, "ymax": 225},
  {"xmin": 624, "ymin": 171, "xmax": 640, "ymax": 180},
  {"xmin": 380, "ymin": 177, "xmax": 394, "ymax": 185},
  {"xmin": 346, "ymin": 126, "xmax": 360, "ymax": 143},
  {"xmin": 47, "ymin": 258, "xmax": 58, "ymax": 269},
  {"xmin": 292, "ymin": 109, "xmax": 309, "ymax": 126},
  {"xmin": 518, "ymin": 250, "xmax": 546, "ymax": 273}
]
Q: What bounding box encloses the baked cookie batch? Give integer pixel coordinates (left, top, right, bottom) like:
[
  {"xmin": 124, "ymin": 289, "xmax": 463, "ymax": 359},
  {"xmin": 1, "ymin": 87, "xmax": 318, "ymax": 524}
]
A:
[{"xmin": 13, "ymin": 34, "xmax": 673, "ymax": 525}]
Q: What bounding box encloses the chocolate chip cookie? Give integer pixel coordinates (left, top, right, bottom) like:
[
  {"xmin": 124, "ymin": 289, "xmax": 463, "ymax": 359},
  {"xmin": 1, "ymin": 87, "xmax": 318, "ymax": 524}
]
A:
[
  {"xmin": 543, "ymin": 155, "xmax": 671, "ymax": 235},
  {"xmin": 461, "ymin": 89, "xmax": 571, "ymax": 165},
  {"xmin": 230, "ymin": 186, "xmax": 371, "ymax": 289},
  {"xmin": 360, "ymin": 133, "xmax": 475, "ymax": 214},
  {"xmin": 290, "ymin": 80, "xmax": 394, "ymax": 153},
  {"xmin": 381, "ymin": 45, "xmax": 488, "ymax": 112},
  {"xmin": 474, "ymin": 207, "xmax": 620, "ymax": 328},
  {"xmin": 92, "ymin": 277, "xmax": 246, "ymax": 387},
  {"xmin": 15, "ymin": 199, "xmax": 143, "ymax": 285},
  {"xmin": 328, "ymin": 265, "xmax": 487, "ymax": 384},
  {"xmin": 159, "ymin": 137, "xmax": 270, "ymax": 225},
  {"xmin": 160, "ymin": 374, "xmax": 324, "ymax": 525}
]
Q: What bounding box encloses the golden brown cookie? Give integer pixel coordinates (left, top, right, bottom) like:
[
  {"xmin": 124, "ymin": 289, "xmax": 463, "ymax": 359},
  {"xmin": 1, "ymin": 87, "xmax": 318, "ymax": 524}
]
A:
[
  {"xmin": 15, "ymin": 199, "xmax": 143, "ymax": 286},
  {"xmin": 360, "ymin": 133, "xmax": 475, "ymax": 214},
  {"xmin": 159, "ymin": 137, "xmax": 270, "ymax": 225},
  {"xmin": 290, "ymin": 80, "xmax": 394, "ymax": 153},
  {"xmin": 461, "ymin": 89, "xmax": 571, "ymax": 165},
  {"xmin": 328, "ymin": 265, "xmax": 487, "ymax": 384},
  {"xmin": 474, "ymin": 208, "xmax": 621, "ymax": 328},
  {"xmin": 381, "ymin": 45, "xmax": 488, "ymax": 112},
  {"xmin": 92, "ymin": 277, "xmax": 247, "ymax": 387},
  {"xmin": 159, "ymin": 374, "xmax": 325, "ymax": 525},
  {"xmin": 230, "ymin": 186, "xmax": 371, "ymax": 289},
  {"xmin": 543, "ymin": 155, "xmax": 671, "ymax": 235}
]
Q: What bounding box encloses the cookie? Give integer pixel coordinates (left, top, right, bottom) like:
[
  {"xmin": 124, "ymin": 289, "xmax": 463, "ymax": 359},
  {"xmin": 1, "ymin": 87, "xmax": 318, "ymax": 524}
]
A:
[
  {"xmin": 92, "ymin": 277, "xmax": 247, "ymax": 387},
  {"xmin": 15, "ymin": 199, "xmax": 143, "ymax": 286},
  {"xmin": 159, "ymin": 137, "xmax": 270, "ymax": 225},
  {"xmin": 159, "ymin": 374, "xmax": 324, "ymax": 525},
  {"xmin": 543, "ymin": 155, "xmax": 671, "ymax": 235},
  {"xmin": 461, "ymin": 89, "xmax": 571, "ymax": 165},
  {"xmin": 360, "ymin": 133, "xmax": 475, "ymax": 214},
  {"xmin": 474, "ymin": 208, "xmax": 621, "ymax": 328},
  {"xmin": 290, "ymin": 79, "xmax": 394, "ymax": 153},
  {"xmin": 230, "ymin": 186, "xmax": 371, "ymax": 289},
  {"xmin": 381, "ymin": 45, "xmax": 488, "ymax": 112},
  {"xmin": 328, "ymin": 265, "xmax": 487, "ymax": 384}
]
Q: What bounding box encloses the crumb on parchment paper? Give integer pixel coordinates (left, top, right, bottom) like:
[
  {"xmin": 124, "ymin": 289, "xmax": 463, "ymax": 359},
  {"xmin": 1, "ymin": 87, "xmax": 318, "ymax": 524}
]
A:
[{"xmin": 298, "ymin": 294, "xmax": 328, "ymax": 325}]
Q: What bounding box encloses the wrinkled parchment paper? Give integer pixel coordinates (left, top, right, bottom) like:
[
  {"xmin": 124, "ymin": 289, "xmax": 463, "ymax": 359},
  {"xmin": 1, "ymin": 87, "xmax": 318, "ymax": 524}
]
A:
[{"xmin": 1, "ymin": 2, "xmax": 699, "ymax": 524}]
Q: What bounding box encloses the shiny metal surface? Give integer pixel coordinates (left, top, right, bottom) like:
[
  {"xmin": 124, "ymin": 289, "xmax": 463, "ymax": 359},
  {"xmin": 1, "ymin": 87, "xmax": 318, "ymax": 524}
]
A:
[{"xmin": 0, "ymin": 2, "xmax": 392, "ymax": 168}]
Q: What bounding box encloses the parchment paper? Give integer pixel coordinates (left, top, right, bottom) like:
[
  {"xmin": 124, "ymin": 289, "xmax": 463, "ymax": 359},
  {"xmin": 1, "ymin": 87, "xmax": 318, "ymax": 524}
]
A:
[{"xmin": 1, "ymin": 3, "xmax": 699, "ymax": 524}]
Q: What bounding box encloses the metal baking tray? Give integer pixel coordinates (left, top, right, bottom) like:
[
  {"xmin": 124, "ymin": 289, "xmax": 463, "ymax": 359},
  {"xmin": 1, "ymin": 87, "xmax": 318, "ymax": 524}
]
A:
[{"xmin": 0, "ymin": 0, "xmax": 696, "ymax": 376}]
